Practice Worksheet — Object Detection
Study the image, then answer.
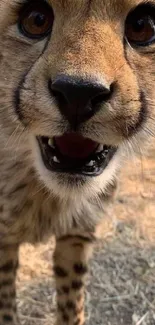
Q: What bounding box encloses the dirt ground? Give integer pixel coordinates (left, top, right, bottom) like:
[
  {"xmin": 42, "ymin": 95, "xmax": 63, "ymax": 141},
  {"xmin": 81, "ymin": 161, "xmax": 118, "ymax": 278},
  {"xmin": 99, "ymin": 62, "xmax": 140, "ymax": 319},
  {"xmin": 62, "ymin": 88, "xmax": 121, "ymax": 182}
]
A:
[{"xmin": 17, "ymin": 141, "xmax": 155, "ymax": 325}]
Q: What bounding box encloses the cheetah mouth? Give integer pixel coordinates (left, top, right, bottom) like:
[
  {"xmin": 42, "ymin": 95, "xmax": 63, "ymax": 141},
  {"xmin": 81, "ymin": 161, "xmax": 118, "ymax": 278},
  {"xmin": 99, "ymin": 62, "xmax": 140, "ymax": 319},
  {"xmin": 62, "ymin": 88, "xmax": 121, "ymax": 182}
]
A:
[{"xmin": 37, "ymin": 133, "xmax": 117, "ymax": 177}]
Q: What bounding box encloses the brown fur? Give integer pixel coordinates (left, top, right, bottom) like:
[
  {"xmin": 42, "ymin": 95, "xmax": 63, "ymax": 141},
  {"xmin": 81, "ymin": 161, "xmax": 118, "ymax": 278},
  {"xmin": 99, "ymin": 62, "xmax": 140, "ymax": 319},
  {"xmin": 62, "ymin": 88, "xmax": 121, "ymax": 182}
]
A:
[{"xmin": 0, "ymin": 0, "xmax": 154, "ymax": 324}]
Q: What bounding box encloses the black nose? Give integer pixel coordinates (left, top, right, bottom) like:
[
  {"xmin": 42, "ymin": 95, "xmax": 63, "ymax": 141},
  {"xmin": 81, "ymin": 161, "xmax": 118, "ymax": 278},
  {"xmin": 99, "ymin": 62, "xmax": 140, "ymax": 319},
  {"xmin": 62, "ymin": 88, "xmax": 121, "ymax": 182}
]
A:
[{"xmin": 49, "ymin": 75, "xmax": 113, "ymax": 128}]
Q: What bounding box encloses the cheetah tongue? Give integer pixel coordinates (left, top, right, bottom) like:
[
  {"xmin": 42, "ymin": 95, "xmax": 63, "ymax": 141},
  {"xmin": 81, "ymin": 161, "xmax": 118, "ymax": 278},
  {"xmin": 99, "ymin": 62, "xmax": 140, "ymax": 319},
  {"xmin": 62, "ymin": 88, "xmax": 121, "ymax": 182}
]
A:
[{"xmin": 54, "ymin": 133, "xmax": 98, "ymax": 159}]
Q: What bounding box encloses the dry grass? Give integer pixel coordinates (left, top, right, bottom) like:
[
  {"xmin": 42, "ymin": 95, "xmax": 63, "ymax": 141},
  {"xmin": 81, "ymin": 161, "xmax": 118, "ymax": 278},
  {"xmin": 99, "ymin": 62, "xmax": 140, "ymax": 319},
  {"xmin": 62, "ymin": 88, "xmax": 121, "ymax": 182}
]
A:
[{"xmin": 17, "ymin": 141, "xmax": 155, "ymax": 325}]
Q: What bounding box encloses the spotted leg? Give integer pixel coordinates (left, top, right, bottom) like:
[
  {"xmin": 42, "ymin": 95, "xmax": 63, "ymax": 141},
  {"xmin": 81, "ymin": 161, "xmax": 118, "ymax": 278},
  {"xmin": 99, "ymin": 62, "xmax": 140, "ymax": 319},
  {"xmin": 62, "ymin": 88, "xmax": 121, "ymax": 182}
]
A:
[
  {"xmin": 54, "ymin": 234, "xmax": 95, "ymax": 325},
  {"xmin": 0, "ymin": 246, "xmax": 19, "ymax": 325}
]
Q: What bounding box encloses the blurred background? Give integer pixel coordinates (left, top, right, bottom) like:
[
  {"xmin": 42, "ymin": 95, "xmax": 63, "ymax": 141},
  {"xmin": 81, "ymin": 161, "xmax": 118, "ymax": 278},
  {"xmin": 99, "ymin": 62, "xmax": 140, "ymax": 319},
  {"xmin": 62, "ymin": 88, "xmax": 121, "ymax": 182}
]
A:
[{"xmin": 17, "ymin": 140, "xmax": 155, "ymax": 325}]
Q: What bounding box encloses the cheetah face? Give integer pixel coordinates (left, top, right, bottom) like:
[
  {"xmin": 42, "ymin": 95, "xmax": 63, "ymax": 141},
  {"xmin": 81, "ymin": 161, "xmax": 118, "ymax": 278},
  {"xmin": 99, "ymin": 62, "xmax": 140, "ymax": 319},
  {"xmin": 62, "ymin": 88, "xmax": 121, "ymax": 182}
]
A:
[{"xmin": 0, "ymin": 0, "xmax": 155, "ymax": 198}]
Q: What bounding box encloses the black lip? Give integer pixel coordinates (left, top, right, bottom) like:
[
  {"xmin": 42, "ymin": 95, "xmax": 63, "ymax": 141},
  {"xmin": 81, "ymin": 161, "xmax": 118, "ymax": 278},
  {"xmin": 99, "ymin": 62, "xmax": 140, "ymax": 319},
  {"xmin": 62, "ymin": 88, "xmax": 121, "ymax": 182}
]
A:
[{"xmin": 37, "ymin": 136, "xmax": 117, "ymax": 177}]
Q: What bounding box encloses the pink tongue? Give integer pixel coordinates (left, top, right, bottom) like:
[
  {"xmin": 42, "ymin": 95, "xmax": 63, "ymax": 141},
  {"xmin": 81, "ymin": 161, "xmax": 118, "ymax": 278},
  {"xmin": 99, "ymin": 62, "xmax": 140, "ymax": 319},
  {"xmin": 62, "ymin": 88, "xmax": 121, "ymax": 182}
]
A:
[{"xmin": 54, "ymin": 133, "xmax": 98, "ymax": 159}]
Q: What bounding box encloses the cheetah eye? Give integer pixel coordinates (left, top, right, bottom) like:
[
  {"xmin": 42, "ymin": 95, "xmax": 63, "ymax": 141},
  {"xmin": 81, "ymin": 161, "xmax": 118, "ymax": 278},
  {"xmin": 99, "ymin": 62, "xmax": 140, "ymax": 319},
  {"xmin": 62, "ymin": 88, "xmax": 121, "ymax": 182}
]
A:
[
  {"xmin": 125, "ymin": 4, "xmax": 155, "ymax": 46},
  {"xmin": 18, "ymin": 1, "xmax": 54, "ymax": 39}
]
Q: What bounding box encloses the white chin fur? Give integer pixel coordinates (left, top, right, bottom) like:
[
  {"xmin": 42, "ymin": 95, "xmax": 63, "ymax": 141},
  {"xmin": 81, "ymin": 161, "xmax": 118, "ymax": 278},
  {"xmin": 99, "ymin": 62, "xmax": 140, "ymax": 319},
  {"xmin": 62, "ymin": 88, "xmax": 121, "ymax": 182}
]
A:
[{"xmin": 31, "ymin": 136, "xmax": 122, "ymax": 200}]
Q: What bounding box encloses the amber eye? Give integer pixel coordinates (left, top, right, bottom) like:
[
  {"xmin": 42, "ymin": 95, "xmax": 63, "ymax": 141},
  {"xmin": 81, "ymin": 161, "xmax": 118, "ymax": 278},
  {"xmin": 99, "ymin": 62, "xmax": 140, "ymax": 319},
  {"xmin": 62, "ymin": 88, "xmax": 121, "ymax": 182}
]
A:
[
  {"xmin": 18, "ymin": 2, "xmax": 54, "ymax": 39},
  {"xmin": 125, "ymin": 5, "xmax": 155, "ymax": 46}
]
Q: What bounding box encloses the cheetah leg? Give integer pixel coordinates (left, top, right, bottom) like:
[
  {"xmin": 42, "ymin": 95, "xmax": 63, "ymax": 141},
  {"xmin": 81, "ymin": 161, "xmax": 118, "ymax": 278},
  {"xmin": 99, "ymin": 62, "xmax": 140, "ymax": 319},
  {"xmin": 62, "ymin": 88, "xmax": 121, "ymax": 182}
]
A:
[
  {"xmin": 54, "ymin": 234, "xmax": 95, "ymax": 325},
  {"xmin": 0, "ymin": 246, "xmax": 19, "ymax": 325}
]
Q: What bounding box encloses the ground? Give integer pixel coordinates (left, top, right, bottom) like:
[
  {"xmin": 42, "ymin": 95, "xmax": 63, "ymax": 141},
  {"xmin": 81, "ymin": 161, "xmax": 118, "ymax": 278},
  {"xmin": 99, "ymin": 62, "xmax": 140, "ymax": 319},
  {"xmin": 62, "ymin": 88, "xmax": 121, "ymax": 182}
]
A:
[{"xmin": 17, "ymin": 141, "xmax": 155, "ymax": 325}]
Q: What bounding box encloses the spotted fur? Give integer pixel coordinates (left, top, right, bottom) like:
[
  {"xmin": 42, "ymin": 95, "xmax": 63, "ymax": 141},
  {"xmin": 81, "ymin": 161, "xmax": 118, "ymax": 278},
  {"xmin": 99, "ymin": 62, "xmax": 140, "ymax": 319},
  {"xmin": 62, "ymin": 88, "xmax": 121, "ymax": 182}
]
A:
[{"xmin": 0, "ymin": 0, "xmax": 154, "ymax": 324}]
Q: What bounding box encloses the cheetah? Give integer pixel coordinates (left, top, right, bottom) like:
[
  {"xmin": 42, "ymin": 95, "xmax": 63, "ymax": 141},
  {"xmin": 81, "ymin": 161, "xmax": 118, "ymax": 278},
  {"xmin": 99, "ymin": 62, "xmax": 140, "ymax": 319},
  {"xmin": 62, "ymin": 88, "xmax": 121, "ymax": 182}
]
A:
[{"xmin": 0, "ymin": 0, "xmax": 154, "ymax": 324}]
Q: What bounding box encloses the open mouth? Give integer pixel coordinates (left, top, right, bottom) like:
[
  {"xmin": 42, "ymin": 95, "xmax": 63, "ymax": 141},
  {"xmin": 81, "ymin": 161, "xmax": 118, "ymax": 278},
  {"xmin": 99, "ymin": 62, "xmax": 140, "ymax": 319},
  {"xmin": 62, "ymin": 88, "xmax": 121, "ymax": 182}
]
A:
[{"xmin": 37, "ymin": 133, "xmax": 117, "ymax": 177}]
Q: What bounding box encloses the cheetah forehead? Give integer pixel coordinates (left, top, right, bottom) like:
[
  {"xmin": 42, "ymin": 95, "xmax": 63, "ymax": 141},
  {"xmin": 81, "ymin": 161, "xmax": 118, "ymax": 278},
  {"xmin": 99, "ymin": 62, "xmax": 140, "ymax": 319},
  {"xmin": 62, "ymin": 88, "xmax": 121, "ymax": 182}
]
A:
[{"xmin": 48, "ymin": 0, "xmax": 153, "ymax": 13}]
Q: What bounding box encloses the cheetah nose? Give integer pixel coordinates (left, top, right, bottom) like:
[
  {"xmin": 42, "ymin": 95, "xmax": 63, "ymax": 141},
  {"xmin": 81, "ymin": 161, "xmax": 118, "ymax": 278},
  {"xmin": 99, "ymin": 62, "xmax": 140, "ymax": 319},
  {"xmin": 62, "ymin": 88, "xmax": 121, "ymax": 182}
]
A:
[{"xmin": 49, "ymin": 75, "xmax": 113, "ymax": 129}]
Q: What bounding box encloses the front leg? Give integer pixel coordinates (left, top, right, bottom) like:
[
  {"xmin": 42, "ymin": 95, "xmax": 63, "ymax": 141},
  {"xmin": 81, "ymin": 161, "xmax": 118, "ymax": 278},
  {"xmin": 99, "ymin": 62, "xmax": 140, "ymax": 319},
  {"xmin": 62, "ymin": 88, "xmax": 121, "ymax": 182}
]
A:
[
  {"xmin": 54, "ymin": 234, "xmax": 95, "ymax": 325},
  {"xmin": 0, "ymin": 246, "xmax": 19, "ymax": 325}
]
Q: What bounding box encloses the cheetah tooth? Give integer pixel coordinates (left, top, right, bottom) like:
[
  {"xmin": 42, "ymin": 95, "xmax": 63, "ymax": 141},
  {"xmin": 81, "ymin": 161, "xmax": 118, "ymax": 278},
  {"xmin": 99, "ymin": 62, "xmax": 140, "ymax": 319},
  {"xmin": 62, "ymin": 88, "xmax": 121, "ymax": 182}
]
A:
[
  {"xmin": 48, "ymin": 138, "xmax": 54, "ymax": 147},
  {"xmin": 53, "ymin": 156, "xmax": 60, "ymax": 163},
  {"xmin": 86, "ymin": 160, "xmax": 94, "ymax": 167},
  {"xmin": 96, "ymin": 144, "xmax": 104, "ymax": 153}
]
